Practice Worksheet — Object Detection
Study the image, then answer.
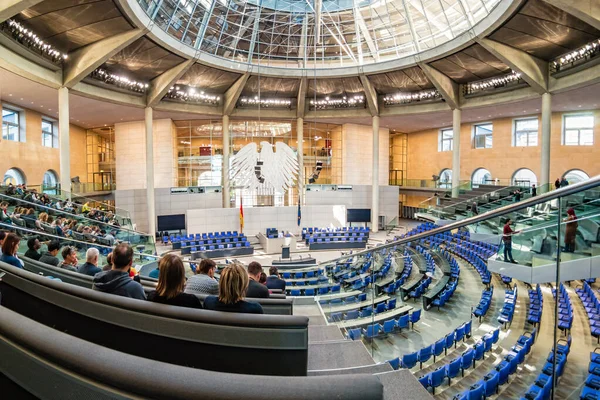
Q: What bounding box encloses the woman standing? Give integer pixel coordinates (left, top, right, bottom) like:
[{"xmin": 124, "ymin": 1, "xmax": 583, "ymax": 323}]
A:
[
  {"xmin": 0, "ymin": 233, "xmax": 24, "ymax": 268},
  {"xmin": 147, "ymin": 254, "xmax": 202, "ymax": 309},
  {"xmin": 563, "ymin": 208, "xmax": 578, "ymax": 253}
]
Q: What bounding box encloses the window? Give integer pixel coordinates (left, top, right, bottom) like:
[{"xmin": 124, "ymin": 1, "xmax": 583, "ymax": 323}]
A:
[
  {"xmin": 513, "ymin": 118, "xmax": 538, "ymax": 147},
  {"xmin": 471, "ymin": 168, "xmax": 492, "ymax": 185},
  {"xmin": 563, "ymin": 169, "xmax": 589, "ymax": 184},
  {"xmin": 43, "ymin": 170, "xmax": 58, "ymax": 188},
  {"xmin": 439, "ymin": 128, "xmax": 453, "ymax": 152},
  {"xmin": 42, "ymin": 119, "xmax": 56, "ymax": 148},
  {"xmin": 439, "ymin": 168, "xmax": 452, "ymax": 188},
  {"xmin": 512, "ymin": 168, "xmax": 537, "ymax": 186},
  {"xmin": 3, "ymin": 168, "xmax": 26, "ymax": 186},
  {"xmin": 563, "ymin": 114, "xmax": 594, "ymax": 145},
  {"xmin": 2, "ymin": 108, "xmax": 20, "ymax": 142},
  {"xmin": 473, "ymin": 123, "xmax": 492, "ymax": 148}
]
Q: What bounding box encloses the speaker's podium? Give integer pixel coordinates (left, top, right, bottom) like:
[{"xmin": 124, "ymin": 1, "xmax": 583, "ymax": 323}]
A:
[{"xmin": 281, "ymin": 245, "xmax": 290, "ymax": 259}]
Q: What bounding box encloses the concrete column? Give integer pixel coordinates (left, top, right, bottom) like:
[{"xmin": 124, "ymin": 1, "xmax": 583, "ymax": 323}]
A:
[
  {"xmin": 297, "ymin": 117, "xmax": 304, "ymax": 206},
  {"xmin": 451, "ymin": 108, "xmax": 462, "ymax": 198},
  {"xmin": 58, "ymin": 87, "xmax": 70, "ymax": 199},
  {"xmin": 222, "ymin": 114, "xmax": 230, "ymax": 208},
  {"xmin": 371, "ymin": 116, "xmax": 380, "ymax": 233},
  {"xmin": 145, "ymin": 107, "xmax": 156, "ymax": 236},
  {"xmin": 540, "ymin": 93, "xmax": 552, "ymax": 187}
]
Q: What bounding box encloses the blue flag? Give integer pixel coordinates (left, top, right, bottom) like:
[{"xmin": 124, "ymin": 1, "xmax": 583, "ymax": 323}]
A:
[{"xmin": 297, "ymin": 201, "xmax": 301, "ymax": 226}]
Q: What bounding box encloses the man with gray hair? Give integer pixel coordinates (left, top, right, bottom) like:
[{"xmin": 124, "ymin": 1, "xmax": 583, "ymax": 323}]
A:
[{"xmin": 77, "ymin": 247, "xmax": 102, "ymax": 276}]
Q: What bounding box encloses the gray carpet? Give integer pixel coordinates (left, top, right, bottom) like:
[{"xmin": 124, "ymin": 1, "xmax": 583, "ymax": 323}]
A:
[
  {"xmin": 308, "ymin": 362, "xmax": 392, "ymax": 376},
  {"xmin": 308, "ymin": 325, "xmax": 344, "ymax": 342},
  {"xmin": 308, "ymin": 340, "xmax": 376, "ymax": 370},
  {"xmin": 376, "ymin": 369, "xmax": 434, "ymax": 400}
]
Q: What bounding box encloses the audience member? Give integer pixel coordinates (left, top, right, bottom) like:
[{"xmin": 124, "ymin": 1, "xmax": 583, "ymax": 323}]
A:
[
  {"xmin": 203, "ymin": 264, "xmax": 263, "ymax": 314},
  {"xmin": 0, "ymin": 202, "xmax": 9, "ymax": 222},
  {"xmin": 560, "ymin": 177, "xmax": 569, "ymax": 187},
  {"xmin": 59, "ymin": 246, "xmax": 78, "ymax": 272},
  {"xmin": 259, "ymin": 272, "xmax": 267, "ymax": 285},
  {"xmin": 471, "ymin": 202, "xmax": 478, "ymax": 216},
  {"xmin": 78, "ymin": 248, "xmax": 102, "ymax": 276},
  {"xmin": 102, "ymin": 252, "xmax": 113, "ymax": 271},
  {"xmin": 93, "ymin": 243, "xmax": 146, "ymax": 300},
  {"xmin": 563, "ymin": 208, "xmax": 578, "ymax": 253},
  {"xmin": 39, "ymin": 240, "xmax": 61, "ymax": 266},
  {"xmin": 555, "ymin": 178, "xmax": 561, "ymax": 190},
  {"xmin": 185, "ymin": 258, "xmax": 219, "ymax": 295},
  {"xmin": 502, "ymin": 218, "xmax": 520, "ymax": 264},
  {"xmin": 0, "ymin": 233, "xmax": 24, "ymax": 268},
  {"xmin": 245, "ymin": 261, "xmax": 269, "ymax": 298},
  {"xmin": 147, "ymin": 254, "xmax": 202, "ymax": 309},
  {"xmin": 266, "ymin": 266, "xmax": 286, "ymax": 290},
  {"xmin": 149, "ymin": 265, "xmax": 160, "ymax": 279},
  {"xmin": 24, "ymin": 236, "xmax": 42, "ymax": 260},
  {"xmin": 513, "ymin": 189, "xmax": 522, "ymax": 202},
  {"xmin": 0, "ymin": 231, "xmax": 6, "ymax": 256},
  {"xmin": 531, "ymin": 184, "xmax": 537, "ymax": 197}
]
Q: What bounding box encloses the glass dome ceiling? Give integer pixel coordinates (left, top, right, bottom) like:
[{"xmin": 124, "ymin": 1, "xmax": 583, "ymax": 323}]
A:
[{"xmin": 138, "ymin": 0, "xmax": 501, "ymax": 68}]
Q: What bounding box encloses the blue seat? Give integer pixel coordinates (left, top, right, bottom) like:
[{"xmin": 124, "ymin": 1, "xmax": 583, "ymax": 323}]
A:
[
  {"xmin": 305, "ymin": 288, "xmax": 315, "ymax": 296},
  {"xmin": 347, "ymin": 328, "xmax": 362, "ymax": 340},
  {"xmin": 410, "ymin": 309, "xmax": 421, "ymax": 329},
  {"xmin": 319, "ymin": 286, "xmax": 329, "ymax": 295},
  {"xmin": 455, "ymin": 325, "xmax": 465, "ymax": 345},
  {"xmin": 329, "ymin": 312, "xmax": 343, "ymax": 322},
  {"xmin": 418, "ymin": 345, "xmax": 433, "ymax": 368},
  {"xmin": 445, "ymin": 332, "xmax": 455, "ymax": 354},
  {"xmin": 362, "ymin": 324, "xmax": 380, "ymax": 339},
  {"xmin": 360, "ymin": 307, "xmax": 373, "ymax": 318},
  {"xmin": 344, "ymin": 310, "xmax": 359, "ymax": 320},
  {"xmin": 290, "ymin": 289, "xmax": 301, "ymax": 296},
  {"xmin": 430, "ymin": 366, "xmax": 446, "ymax": 394},
  {"xmin": 467, "ymin": 383, "xmax": 484, "ymax": 400},
  {"xmin": 433, "ymin": 338, "xmax": 445, "ymax": 362},
  {"xmin": 418, "ymin": 374, "xmax": 430, "ymax": 390},
  {"xmin": 387, "ymin": 357, "xmax": 400, "ymax": 370},
  {"xmin": 481, "ymin": 370, "xmax": 499, "ymax": 397},
  {"xmin": 446, "ymin": 357, "xmax": 462, "ymax": 384},
  {"xmin": 387, "ymin": 298, "xmax": 397, "ymax": 310},
  {"xmin": 282, "ymin": 272, "xmax": 291, "ymax": 279},
  {"xmin": 464, "ymin": 320, "xmax": 472, "ymax": 338},
  {"xmin": 397, "ymin": 314, "xmax": 410, "ymax": 331},
  {"xmin": 496, "ymin": 361, "xmax": 511, "ymax": 385},
  {"xmin": 375, "ymin": 302, "xmax": 387, "ymax": 314},
  {"xmin": 461, "ymin": 349, "xmax": 475, "ymax": 375},
  {"xmin": 402, "ymin": 351, "xmax": 418, "ymax": 369},
  {"xmin": 382, "ymin": 319, "xmax": 397, "ymax": 334},
  {"xmin": 473, "ymin": 342, "xmax": 485, "ymax": 366}
]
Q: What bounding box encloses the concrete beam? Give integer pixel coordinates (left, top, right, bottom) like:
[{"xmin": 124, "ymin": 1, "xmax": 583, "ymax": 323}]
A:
[
  {"xmin": 146, "ymin": 59, "xmax": 194, "ymax": 107},
  {"xmin": 232, "ymin": 107, "xmax": 296, "ymax": 119},
  {"xmin": 477, "ymin": 38, "xmax": 549, "ymax": 94},
  {"xmin": 63, "ymin": 29, "xmax": 145, "ymax": 88},
  {"xmin": 418, "ymin": 62, "xmax": 460, "ymax": 109},
  {"xmin": 153, "ymin": 99, "xmax": 223, "ymax": 117},
  {"xmin": 549, "ymin": 61, "xmax": 600, "ymax": 93},
  {"xmin": 0, "ymin": 0, "xmax": 44, "ymax": 23},
  {"xmin": 359, "ymin": 74, "xmax": 379, "ymax": 116},
  {"xmin": 543, "ymin": 0, "xmax": 600, "ymax": 31},
  {"xmin": 223, "ymin": 73, "xmax": 250, "ymax": 116},
  {"xmin": 0, "ymin": 43, "xmax": 61, "ymax": 88},
  {"xmin": 297, "ymin": 77, "xmax": 307, "ymax": 118}
]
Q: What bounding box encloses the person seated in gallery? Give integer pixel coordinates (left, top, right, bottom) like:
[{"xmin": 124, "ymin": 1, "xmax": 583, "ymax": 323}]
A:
[
  {"xmin": 245, "ymin": 261, "xmax": 269, "ymax": 298},
  {"xmin": 77, "ymin": 248, "xmax": 102, "ymax": 277},
  {"xmin": 203, "ymin": 263, "xmax": 263, "ymax": 314},
  {"xmin": 59, "ymin": 246, "xmax": 79, "ymax": 272},
  {"xmin": 185, "ymin": 259, "xmax": 219, "ymax": 296},
  {"xmin": 147, "ymin": 254, "xmax": 202, "ymax": 309},
  {"xmin": 24, "ymin": 236, "xmax": 42, "ymax": 261},
  {"xmin": 39, "ymin": 240, "xmax": 61, "ymax": 267},
  {"xmin": 266, "ymin": 266, "xmax": 286, "ymax": 291},
  {"xmin": 0, "ymin": 233, "xmax": 24, "ymax": 269},
  {"xmin": 93, "ymin": 243, "xmax": 146, "ymax": 300}
]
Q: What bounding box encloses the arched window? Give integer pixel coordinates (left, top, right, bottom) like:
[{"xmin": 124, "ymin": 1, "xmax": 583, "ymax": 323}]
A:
[
  {"xmin": 512, "ymin": 168, "xmax": 537, "ymax": 187},
  {"xmin": 43, "ymin": 170, "xmax": 59, "ymax": 188},
  {"xmin": 3, "ymin": 168, "xmax": 26, "ymax": 186},
  {"xmin": 563, "ymin": 169, "xmax": 589, "ymax": 184},
  {"xmin": 471, "ymin": 168, "xmax": 492, "ymax": 185},
  {"xmin": 439, "ymin": 169, "xmax": 452, "ymax": 188}
]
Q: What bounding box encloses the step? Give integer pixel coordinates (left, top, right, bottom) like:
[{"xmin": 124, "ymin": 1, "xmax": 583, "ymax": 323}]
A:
[
  {"xmin": 308, "ymin": 340, "xmax": 376, "ymax": 370},
  {"xmin": 308, "ymin": 325, "xmax": 344, "ymax": 342},
  {"xmin": 376, "ymin": 369, "xmax": 433, "ymax": 400}
]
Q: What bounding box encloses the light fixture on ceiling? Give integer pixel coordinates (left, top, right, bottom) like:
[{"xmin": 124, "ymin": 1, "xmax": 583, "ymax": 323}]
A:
[
  {"xmin": 3, "ymin": 19, "xmax": 68, "ymax": 63},
  {"xmin": 552, "ymin": 38, "xmax": 600, "ymax": 73},
  {"xmin": 465, "ymin": 70, "xmax": 523, "ymax": 96},
  {"xmin": 90, "ymin": 67, "xmax": 149, "ymax": 93},
  {"xmin": 164, "ymin": 84, "xmax": 220, "ymax": 105},
  {"xmin": 239, "ymin": 96, "xmax": 292, "ymax": 108},
  {"xmin": 310, "ymin": 95, "xmax": 365, "ymax": 110},
  {"xmin": 383, "ymin": 89, "xmax": 441, "ymax": 106}
]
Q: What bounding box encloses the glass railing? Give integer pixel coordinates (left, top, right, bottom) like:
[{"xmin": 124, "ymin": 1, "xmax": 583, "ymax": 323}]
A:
[
  {"xmin": 389, "ymin": 178, "xmax": 471, "ymax": 191},
  {"xmin": 5, "ymin": 184, "xmax": 132, "ymax": 228},
  {"xmin": 0, "ymin": 192, "xmax": 154, "ymax": 254},
  {"xmin": 310, "ymin": 175, "xmax": 599, "ymax": 397}
]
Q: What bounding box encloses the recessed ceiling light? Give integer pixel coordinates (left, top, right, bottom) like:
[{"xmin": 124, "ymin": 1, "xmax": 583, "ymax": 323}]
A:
[
  {"xmin": 578, "ymin": 105, "xmax": 582, "ymax": 108},
  {"xmin": 40, "ymin": 105, "xmax": 43, "ymax": 108},
  {"xmin": 8, "ymin": 94, "xmax": 12, "ymax": 96},
  {"xmin": 20, "ymin": 98, "xmax": 23, "ymax": 100},
  {"xmin": 31, "ymin": 102, "xmax": 34, "ymax": 104},
  {"xmin": 48, "ymin": 109, "xmax": 51, "ymax": 111}
]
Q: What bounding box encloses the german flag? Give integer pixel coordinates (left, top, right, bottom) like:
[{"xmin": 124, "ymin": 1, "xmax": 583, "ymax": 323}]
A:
[{"xmin": 239, "ymin": 197, "xmax": 244, "ymax": 233}]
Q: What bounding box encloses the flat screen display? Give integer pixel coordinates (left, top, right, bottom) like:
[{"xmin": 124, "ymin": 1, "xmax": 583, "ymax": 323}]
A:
[
  {"xmin": 347, "ymin": 209, "xmax": 371, "ymax": 223},
  {"xmin": 157, "ymin": 214, "xmax": 186, "ymax": 231}
]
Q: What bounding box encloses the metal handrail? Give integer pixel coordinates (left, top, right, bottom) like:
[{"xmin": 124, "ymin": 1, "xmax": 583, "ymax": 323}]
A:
[{"xmin": 319, "ymin": 175, "xmax": 600, "ymax": 265}]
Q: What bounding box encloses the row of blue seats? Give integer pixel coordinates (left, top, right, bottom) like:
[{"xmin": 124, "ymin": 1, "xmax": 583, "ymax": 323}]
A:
[
  {"xmin": 184, "ymin": 242, "xmax": 251, "ymax": 253},
  {"xmin": 177, "ymin": 237, "xmax": 248, "ymax": 247},
  {"xmin": 453, "ymin": 328, "xmax": 537, "ymax": 400},
  {"xmin": 387, "ymin": 320, "xmax": 473, "ymax": 371},
  {"xmin": 418, "ymin": 327, "xmax": 500, "ymax": 395},
  {"xmin": 528, "ymin": 284, "xmax": 543, "ymax": 326},
  {"xmin": 281, "ymin": 270, "xmax": 324, "ymax": 279},
  {"xmin": 581, "ymin": 348, "xmax": 600, "ymax": 399},
  {"xmin": 498, "ymin": 285, "xmax": 518, "ymax": 328},
  {"xmin": 171, "ymin": 231, "xmax": 241, "ymax": 241},
  {"xmin": 303, "ymin": 226, "xmax": 369, "ymax": 233},
  {"xmin": 576, "ymin": 281, "xmax": 600, "ymax": 342},
  {"xmin": 446, "ymin": 244, "xmax": 491, "ymax": 285},
  {"xmin": 307, "ymin": 236, "xmax": 366, "ymax": 244},
  {"xmin": 287, "ymin": 276, "xmax": 329, "ymax": 286},
  {"xmin": 430, "ymin": 249, "xmax": 461, "ymax": 309},
  {"xmin": 473, "ymin": 286, "xmax": 494, "ymax": 321},
  {"xmin": 329, "ymin": 299, "xmax": 398, "ymax": 322},
  {"xmin": 553, "ymin": 283, "xmax": 574, "ymax": 334},
  {"xmin": 522, "ymin": 334, "xmax": 570, "ymax": 400},
  {"xmin": 407, "ymin": 276, "xmax": 432, "ymax": 300},
  {"xmin": 319, "ymin": 292, "xmax": 368, "ymax": 307},
  {"xmin": 347, "ymin": 310, "xmax": 421, "ymax": 340},
  {"xmin": 381, "ymin": 252, "xmax": 412, "ymax": 295},
  {"xmin": 289, "ymin": 285, "xmax": 340, "ymax": 296}
]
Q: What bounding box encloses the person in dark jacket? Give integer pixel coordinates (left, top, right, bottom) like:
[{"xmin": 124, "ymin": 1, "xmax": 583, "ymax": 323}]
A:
[
  {"xmin": 39, "ymin": 240, "xmax": 61, "ymax": 267},
  {"xmin": 531, "ymin": 184, "xmax": 537, "ymax": 197},
  {"xmin": 204, "ymin": 263, "xmax": 263, "ymax": 314},
  {"xmin": 245, "ymin": 261, "xmax": 269, "ymax": 298},
  {"xmin": 59, "ymin": 246, "xmax": 79, "ymax": 272},
  {"xmin": 92, "ymin": 243, "xmax": 146, "ymax": 300},
  {"xmin": 77, "ymin": 248, "xmax": 102, "ymax": 276},
  {"xmin": 147, "ymin": 254, "xmax": 202, "ymax": 309},
  {"xmin": 24, "ymin": 236, "xmax": 42, "ymax": 261},
  {"xmin": 266, "ymin": 266, "xmax": 286, "ymax": 291},
  {"xmin": 555, "ymin": 178, "xmax": 561, "ymax": 190}
]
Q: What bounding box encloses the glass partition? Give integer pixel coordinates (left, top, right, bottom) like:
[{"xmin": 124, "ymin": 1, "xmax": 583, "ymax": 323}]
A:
[{"xmin": 313, "ymin": 176, "xmax": 599, "ymax": 398}]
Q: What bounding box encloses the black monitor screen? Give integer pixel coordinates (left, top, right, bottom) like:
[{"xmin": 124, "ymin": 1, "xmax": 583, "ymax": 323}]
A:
[
  {"xmin": 157, "ymin": 214, "xmax": 186, "ymax": 231},
  {"xmin": 347, "ymin": 209, "xmax": 371, "ymax": 223}
]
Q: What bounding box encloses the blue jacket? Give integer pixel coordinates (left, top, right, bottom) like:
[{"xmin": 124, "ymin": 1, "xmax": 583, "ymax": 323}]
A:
[
  {"xmin": 92, "ymin": 270, "xmax": 146, "ymax": 300},
  {"xmin": 266, "ymin": 275, "xmax": 286, "ymax": 291},
  {"xmin": 0, "ymin": 254, "xmax": 23, "ymax": 269},
  {"xmin": 77, "ymin": 262, "xmax": 102, "ymax": 277}
]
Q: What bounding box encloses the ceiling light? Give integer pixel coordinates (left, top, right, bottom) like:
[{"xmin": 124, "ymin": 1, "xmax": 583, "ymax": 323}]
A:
[
  {"xmin": 3, "ymin": 19, "xmax": 68, "ymax": 63},
  {"xmin": 552, "ymin": 38, "xmax": 600, "ymax": 73},
  {"xmin": 383, "ymin": 89, "xmax": 441, "ymax": 106},
  {"xmin": 465, "ymin": 70, "xmax": 523, "ymax": 95},
  {"xmin": 8, "ymin": 94, "xmax": 12, "ymax": 96},
  {"xmin": 239, "ymin": 96, "xmax": 292, "ymax": 108},
  {"xmin": 310, "ymin": 95, "xmax": 365, "ymax": 110},
  {"xmin": 90, "ymin": 67, "xmax": 148, "ymax": 94},
  {"xmin": 164, "ymin": 84, "xmax": 220, "ymax": 105}
]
